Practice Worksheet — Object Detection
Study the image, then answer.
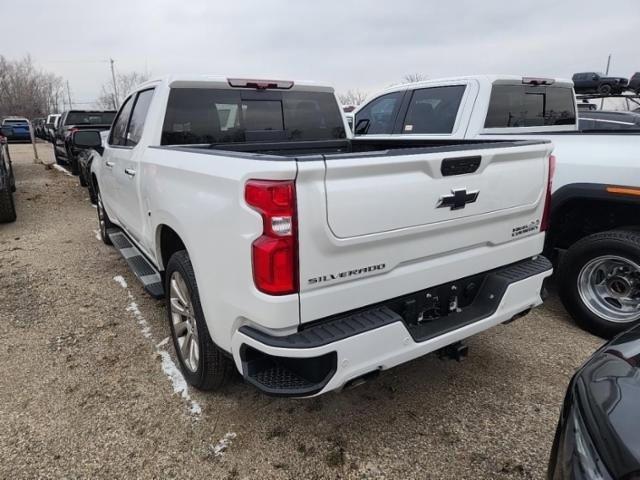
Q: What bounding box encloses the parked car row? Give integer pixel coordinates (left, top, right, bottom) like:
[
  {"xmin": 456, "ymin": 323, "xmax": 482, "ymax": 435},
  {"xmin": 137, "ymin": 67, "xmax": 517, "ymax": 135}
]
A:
[{"xmin": 572, "ymin": 71, "xmax": 640, "ymax": 95}]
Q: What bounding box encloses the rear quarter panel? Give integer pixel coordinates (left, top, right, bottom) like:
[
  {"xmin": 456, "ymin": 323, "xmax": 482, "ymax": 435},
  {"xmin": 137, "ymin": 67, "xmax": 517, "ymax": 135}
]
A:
[{"xmin": 140, "ymin": 147, "xmax": 299, "ymax": 352}]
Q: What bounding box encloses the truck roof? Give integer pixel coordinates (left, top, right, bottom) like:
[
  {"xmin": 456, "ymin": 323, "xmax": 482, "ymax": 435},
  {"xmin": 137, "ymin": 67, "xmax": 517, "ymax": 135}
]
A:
[
  {"xmin": 133, "ymin": 75, "xmax": 336, "ymax": 95},
  {"xmin": 371, "ymin": 75, "xmax": 574, "ymax": 98}
]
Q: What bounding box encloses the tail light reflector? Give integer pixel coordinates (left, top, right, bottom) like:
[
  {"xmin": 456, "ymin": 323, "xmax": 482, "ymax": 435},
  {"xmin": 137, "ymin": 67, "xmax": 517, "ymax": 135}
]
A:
[
  {"xmin": 540, "ymin": 154, "xmax": 556, "ymax": 231},
  {"xmin": 245, "ymin": 180, "xmax": 298, "ymax": 295}
]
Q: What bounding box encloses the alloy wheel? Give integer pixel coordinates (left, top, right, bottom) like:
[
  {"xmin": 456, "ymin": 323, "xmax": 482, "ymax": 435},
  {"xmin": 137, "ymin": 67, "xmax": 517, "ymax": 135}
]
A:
[{"xmin": 169, "ymin": 271, "xmax": 200, "ymax": 372}]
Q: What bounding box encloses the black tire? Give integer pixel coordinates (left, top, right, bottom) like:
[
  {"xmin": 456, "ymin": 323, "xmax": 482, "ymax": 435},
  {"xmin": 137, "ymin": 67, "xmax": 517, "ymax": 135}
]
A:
[
  {"xmin": 79, "ymin": 170, "xmax": 87, "ymax": 187},
  {"xmin": 0, "ymin": 185, "xmax": 16, "ymax": 223},
  {"xmin": 165, "ymin": 250, "xmax": 232, "ymax": 391},
  {"xmin": 96, "ymin": 189, "xmax": 113, "ymax": 245},
  {"xmin": 598, "ymin": 83, "xmax": 612, "ymax": 95},
  {"xmin": 53, "ymin": 145, "xmax": 64, "ymax": 165},
  {"xmin": 558, "ymin": 230, "xmax": 640, "ymax": 338},
  {"xmin": 87, "ymin": 178, "xmax": 98, "ymax": 205},
  {"xmin": 68, "ymin": 152, "xmax": 80, "ymax": 176},
  {"xmin": 9, "ymin": 161, "xmax": 16, "ymax": 192}
]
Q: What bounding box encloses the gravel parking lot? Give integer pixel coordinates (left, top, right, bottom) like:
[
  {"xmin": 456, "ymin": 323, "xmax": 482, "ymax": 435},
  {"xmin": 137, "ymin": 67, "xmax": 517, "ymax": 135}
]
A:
[{"xmin": 0, "ymin": 143, "xmax": 603, "ymax": 480}]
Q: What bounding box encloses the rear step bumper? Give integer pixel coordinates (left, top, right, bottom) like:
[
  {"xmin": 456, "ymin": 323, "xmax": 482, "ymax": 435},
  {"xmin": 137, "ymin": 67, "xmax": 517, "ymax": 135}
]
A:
[{"xmin": 232, "ymin": 256, "xmax": 552, "ymax": 397}]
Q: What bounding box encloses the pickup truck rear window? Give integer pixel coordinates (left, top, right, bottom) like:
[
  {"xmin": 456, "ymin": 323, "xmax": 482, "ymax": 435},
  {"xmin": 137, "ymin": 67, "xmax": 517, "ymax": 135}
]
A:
[
  {"xmin": 161, "ymin": 88, "xmax": 346, "ymax": 145},
  {"xmin": 484, "ymin": 85, "xmax": 576, "ymax": 128},
  {"xmin": 65, "ymin": 112, "xmax": 116, "ymax": 126}
]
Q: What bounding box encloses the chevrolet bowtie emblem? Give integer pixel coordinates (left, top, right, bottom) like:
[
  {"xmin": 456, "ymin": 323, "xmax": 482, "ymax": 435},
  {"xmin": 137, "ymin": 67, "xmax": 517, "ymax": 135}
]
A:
[{"xmin": 437, "ymin": 188, "xmax": 479, "ymax": 210}]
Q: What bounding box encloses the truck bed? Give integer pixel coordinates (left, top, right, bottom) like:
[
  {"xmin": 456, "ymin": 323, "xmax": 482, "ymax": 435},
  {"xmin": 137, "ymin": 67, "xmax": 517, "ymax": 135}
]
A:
[{"xmin": 154, "ymin": 138, "xmax": 550, "ymax": 159}]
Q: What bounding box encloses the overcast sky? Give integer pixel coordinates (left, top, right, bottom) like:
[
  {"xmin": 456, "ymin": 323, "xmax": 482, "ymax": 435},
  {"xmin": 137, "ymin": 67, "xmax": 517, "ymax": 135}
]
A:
[{"xmin": 3, "ymin": 0, "xmax": 639, "ymax": 106}]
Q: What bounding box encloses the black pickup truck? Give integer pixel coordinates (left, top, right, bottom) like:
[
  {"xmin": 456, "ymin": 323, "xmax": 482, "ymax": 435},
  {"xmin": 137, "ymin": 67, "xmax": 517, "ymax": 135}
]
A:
[
  {"xmin": 53, "ymin": 110, "xmax": 115, "ymax": 175},
  {"xmin": 0, "ymin": 127, "xmax": 16, "ymax": 222},
  {"xmin": 572, "ymin": 72, "xmax": 629, "ymax": 95}
]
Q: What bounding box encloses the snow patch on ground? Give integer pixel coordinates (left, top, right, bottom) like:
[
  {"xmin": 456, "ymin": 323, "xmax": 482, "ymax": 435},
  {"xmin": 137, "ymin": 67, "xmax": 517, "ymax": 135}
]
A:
[
  {"xmin": 93, "ymin": 230, "xmax": 101, "ymax": 241},
  {"xmin": 126, "ymin": 299, "xmax": 152, "ymax": 339},
  {"xmin": 52, "ymin": 164, "xmax": 73, "ymax": 177},
  {"xmin": 112, "ymin": 277, "xmax": 202, "ymax": 416},
  {"xmin": 158, "ymin": 350, "xmax": 202, "ymax": 415},
  {"xmin": 212, "ymin": 432, "xmax": 237, "ymax": 457}
]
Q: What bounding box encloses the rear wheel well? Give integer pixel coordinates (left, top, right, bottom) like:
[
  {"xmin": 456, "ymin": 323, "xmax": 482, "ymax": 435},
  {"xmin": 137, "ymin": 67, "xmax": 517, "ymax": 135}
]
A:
[
  {"xmin": 159, "ymin": 225, "xmax": 186, "ymax": 272},
  {"xmin": 548, "ymin": 197, "xmax": 640, "ymax": 251}
]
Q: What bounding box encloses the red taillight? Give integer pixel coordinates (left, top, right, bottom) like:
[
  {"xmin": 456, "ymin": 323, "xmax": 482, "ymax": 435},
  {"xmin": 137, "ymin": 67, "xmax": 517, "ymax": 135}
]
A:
[
  {"xmin": 245, "ymin": 180, "xmax": 298, "ymax": 295},
  {"xmin": 540, "ymin": 154, "xmax": 556, "ymax": 231}
]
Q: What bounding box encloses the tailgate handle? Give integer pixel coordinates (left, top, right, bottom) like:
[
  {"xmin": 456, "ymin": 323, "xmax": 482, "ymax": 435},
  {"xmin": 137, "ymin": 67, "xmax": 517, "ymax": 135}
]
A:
[{"xmin": 441, "ymin": 156, "xmax": 481, "ymax": 176}]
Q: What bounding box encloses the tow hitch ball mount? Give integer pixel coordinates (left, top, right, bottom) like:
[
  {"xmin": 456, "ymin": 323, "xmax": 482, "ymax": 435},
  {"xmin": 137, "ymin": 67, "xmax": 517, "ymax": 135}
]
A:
[{"xmin": 437, "ymin": 341, "xmax": 469, "ymax": 362}]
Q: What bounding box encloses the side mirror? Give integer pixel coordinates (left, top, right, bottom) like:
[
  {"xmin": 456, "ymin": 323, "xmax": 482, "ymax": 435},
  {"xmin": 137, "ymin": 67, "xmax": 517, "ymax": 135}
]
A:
[
  {"xmin": 0, "ymin": 126, "xmax": 13, "ymax": 137},
  {"xmin": 72, "ymin": 130, "xmax": 102, "ymax": 148},
  {"xmin": 354, "ymin": 118, "xmax": 370, "ymax": 135}
]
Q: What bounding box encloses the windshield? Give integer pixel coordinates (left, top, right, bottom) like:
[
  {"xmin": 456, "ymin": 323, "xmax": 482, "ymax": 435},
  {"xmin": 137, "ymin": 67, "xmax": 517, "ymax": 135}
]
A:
[
  {"xmin": 3, "ymin": 119, "xmax": 28, "ymax": 125},
  {"xmin": 64, "ymin": 112, "xmax": 116, "ymax": 126},
  {"xmin": 161, "ymin": 88, "xmax": 346, "ymax": 145}
]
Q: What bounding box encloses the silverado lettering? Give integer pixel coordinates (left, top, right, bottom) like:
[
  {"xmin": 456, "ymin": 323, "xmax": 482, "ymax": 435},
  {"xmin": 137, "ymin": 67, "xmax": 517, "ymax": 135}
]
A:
[{"xmin": 308, "ymin": 264, "xmax": 386, "ymax": 284}]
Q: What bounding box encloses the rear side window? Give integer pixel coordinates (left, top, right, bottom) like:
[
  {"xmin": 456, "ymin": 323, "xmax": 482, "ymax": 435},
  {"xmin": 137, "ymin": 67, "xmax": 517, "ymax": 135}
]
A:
[
  {"xmin": 64, "ymin": 111, "xmax": 116, "ymax": 125},
  {"xmin": 354, "ymin": 92, "xmax": 403, "ymax": 135},
  {"xmin": 161, "ymin": 88, "xmax": 345, "ymax": 145},
  {"xmin": 485, "ymin": 85, "xmax": 576, "ymax": 128},
  {"xmin": 126, "ymin": 89, "xmax": 154, "ymax": 146},
  {"xmin": 402, "ymin": 85, "xmax": 465, "ymax": 134},
  {"xmin": 109, "ymin": 96, "xmax": 134, "ymax": 146}
]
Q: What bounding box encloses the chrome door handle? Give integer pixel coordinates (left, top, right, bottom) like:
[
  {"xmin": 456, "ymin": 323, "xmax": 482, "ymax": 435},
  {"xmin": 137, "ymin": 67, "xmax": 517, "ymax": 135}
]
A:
[
  {"xmin": 105, "ymin": 160, "xmax": 114, "ymax": 168},
  {"xmin": 124, "ymin": 168, "xmax": 137, "ymax": 177}
]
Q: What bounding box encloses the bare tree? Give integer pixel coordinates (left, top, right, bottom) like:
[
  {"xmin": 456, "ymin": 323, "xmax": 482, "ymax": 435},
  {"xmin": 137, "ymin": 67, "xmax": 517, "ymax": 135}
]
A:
[
  {"xmin": 96, "ymin": 71, "xmax": 149, "ymax": 110},
  {"xmin": 0, "ymin": 55, "xmax": 65, "ymax": 119},
  {"xmin": 402, "ymin": 73, "xmax": 427, "ymax": 83},
  {"xmin": 337, "ymin": 89, "xmax": 368, "ymax": 107}
]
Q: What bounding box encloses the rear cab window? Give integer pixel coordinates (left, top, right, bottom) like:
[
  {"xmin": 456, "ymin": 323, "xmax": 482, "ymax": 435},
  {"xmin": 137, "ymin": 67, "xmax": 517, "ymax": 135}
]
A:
[
  {"xmin": 161, "ymin": 88, "xmax": 346, "ymax": 145},
  {"xmin": 484, "ymin": 84, "xmax": 576, "ymax": 129},
  {"xmin": 64, "ymin": 111, "xmax": 116, "ymax": 126}
]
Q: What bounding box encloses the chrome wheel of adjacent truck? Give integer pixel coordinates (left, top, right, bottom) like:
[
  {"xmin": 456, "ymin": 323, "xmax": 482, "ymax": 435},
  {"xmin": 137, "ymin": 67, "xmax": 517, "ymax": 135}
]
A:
[
  {"xmin": 165, "ymin": 250, "xmax": 231, "ymax": 391},
  {"xmin": 578, "ymin": 255, "xmax": 640, "ymax": 323},
  {"xmin": 559, "ymin": 231, "xmax": 640, "ymax": 338}
]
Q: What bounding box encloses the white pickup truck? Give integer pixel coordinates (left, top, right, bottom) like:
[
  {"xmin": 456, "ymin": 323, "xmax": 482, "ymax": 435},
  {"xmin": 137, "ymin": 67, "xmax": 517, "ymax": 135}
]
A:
[
  {"xmin": 352, "ymin": 75, "xmax": 640, "ymax": 338},
  {"xmin": 74, "ymin": 75, "xmax": 553, "ymax": 397}
]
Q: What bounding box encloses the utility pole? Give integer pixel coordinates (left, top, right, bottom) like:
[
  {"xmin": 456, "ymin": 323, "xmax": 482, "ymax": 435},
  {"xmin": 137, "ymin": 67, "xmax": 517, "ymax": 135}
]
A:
[
  {"xmin": 66, "ymin": 80, "xmax": 73, "ymax": 108},
  {"xmin": 110, "ymin": 58, "xmax": 119, "ymax": 110}
]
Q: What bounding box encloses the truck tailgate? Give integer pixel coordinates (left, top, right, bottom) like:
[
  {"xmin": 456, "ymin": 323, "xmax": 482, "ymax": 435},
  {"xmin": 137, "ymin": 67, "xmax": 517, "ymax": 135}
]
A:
[
  {"xmin": 295, "ymin": 141, "xmax": 553, "ymax": 323},
  {"xmin": 324, "ymin": 144, "xmax": 546, "ymax": 237}
]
